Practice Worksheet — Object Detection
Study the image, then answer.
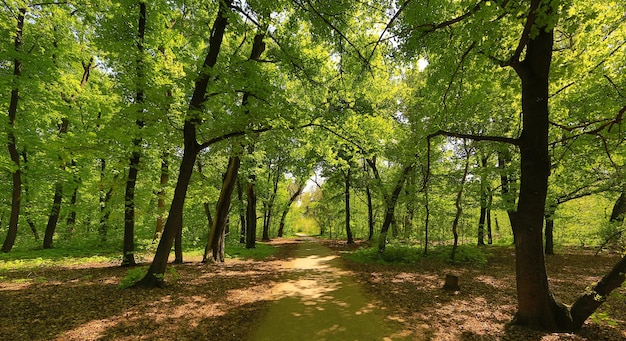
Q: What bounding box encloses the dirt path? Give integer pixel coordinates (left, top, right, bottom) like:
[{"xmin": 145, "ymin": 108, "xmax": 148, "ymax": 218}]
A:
[{"xmin": 248, "ymin": 237, "xmax": 411, "ymax": 341}]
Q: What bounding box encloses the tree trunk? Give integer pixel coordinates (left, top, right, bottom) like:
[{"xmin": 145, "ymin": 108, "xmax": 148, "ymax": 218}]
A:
[
  {"xmin": 43, "ymin": 118, "xmax": 71, "ymax": 248},
  {"xmin": 345, "ymin": 168, "xmax": 354, "ymax": 244},
  {"xmin": 487, "ymin": 206, "xmax": 493, "ymax": 244},
  {"xmin": 2, "ymin": 8, "xmax": 25, "ymax": 253},
  {"xmin": 277, "ymin": 183, "xmax": 303, "ymax": 237},
  {"xmin": 509, "ymin": 11, "xmax": 572, "ymax": 330},
  {"xmin": 246, "ymin": 181, "xmax": 257, "ymax": 249},
  {"xmin": 43, "ymin": 182, "xmax": 64, "ymax": 249},
  {"xmin": 544, "ymin": 202, "xmax": 557, "ymax": 255},
  {"xmin": 174, "ymin": 218, "xmax": 183, "ymax": 264},
  {"xmin": 451, "ymin": 148, "xmax": 470, "ymax": 262},
  {"xmin": 204, "ymin": 156, "xmax": 241, "ymax": 262},
  {"xmin": 237, "ymin": 178, "xmax": 246, "ymax": 243},
  {"xmin": 366, "ymin": 185, "xmax": 374, "ymax": 241},
  {"xmin": 609, "ymin": 191, "xmax": 626, "ymax": 224},
  {"xmin": 376, "ymin": 164, "xmax": 413, "ymax": 252},
  {"xmin": 570, "ymin": 255, "xmax": 626, "ymax": 329},
  {"xmin": 135, "ymin": 0, "xmax": 232, "ymax": 288},
  {"xmin": 98, "ymin": 159, "xmax": 113, "ymax": 243},
  {"xmin": 122, "ymin": 2, "xmax": 147, "ymax": 267},
  {"xmin": 65, "ymin": 161, "xmax": 78, "ymax": 238},
  {"xmin": 497, "ymin": 150, "xmax": 517, "ymax": 231},
  {"xmin": 155, "ymin": 155, "xmax": 169, "ymax": 240},
  {"xmin": 477, "ymin": 156, "xmax": 488, "ymax": 246},
  {"xmin": 135, "ymin": 135, "xmax": 199, "ymax": 287},
  {"xmin": 262, "ymin": 164, "xmax": 280, "ymax": 241},
  {"xmin": 20, "ymin": 151, "xmax": 39, "ymax": 241}
]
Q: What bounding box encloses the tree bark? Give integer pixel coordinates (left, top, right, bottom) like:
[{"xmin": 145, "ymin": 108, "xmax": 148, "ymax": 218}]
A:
[
  {"xmin": 345, "ymin": 168, "xmax": 354, "ymax": 244},
  {"xmin": 262, "ymin": 163, "xmax": 280, "ymax": 241},
  {"xmin": 65, "ymin": 161, "xmax": 78, "ymax": 238},
  {"xmin": 135, "ymin": 0, "xmax": 232, "ymax": 288},
  {"xmin": 544, "ymin": 202, "xmax": 557, "ymax": 255},
  {"xmin": 43, "ymin": 119, "xmax": 70, "ymax": 248},
  {"xmin": 509, "ymin": 7, "xmax": 572, "ymax": 330},
  {"xmin": 497, "ymin": 149, "xmax": 517, "ymax": 231},
  {"xmin": 237, "ymin": 178, "xmax": 246, "ymax": 243},
  {"xmin": 204, "ymin": 156, "xmax": 240, "ymax": 262},
  {"xmin": 609, "ymin": 191, "xmax": 626, "ymax": 224},
  {"xmin": 43, "ymin": 183, "xmax": 64, "ymax": 249},
  {"xmin": 155, "ymin": 154, "xmax": 169, "ymax": 240},
  {"xmin": 570, "ymin": 255, "xmax": 626, "ymax": 329},
  {"xmin": 98, "ymin": 159, "xmax": 114, "ymax": 242},
  {"xmin": 477, "ymin": 156, "xmax": 488, "ymax": 246},
  {"xmin": 277, "ymin": 183, "xmax": 303, "ymax": 237},
  {"xmin": 375, "ymin": 163, "xmax": 414, "ymax": 252},
  {"xmin": 20, "ymin": 151, "xmax": 39, "ymax": 241},
  {"xmin": 246, "ymin": 180, "xmax": 257, "ymax": 249},
  {"xmin": 366, "ymin": 185, "xmax": 374, "ymax": 241},
  {"xmin": 2, "ymin": 8, "xmax": 26, "ymax": 253},
  {"xmin": 122, "ymin": 1, "xmax": 147, "ymax": 267},
  {"xmin": 451, "ymin": 148, "xmax": 470, "ymax": 262}
]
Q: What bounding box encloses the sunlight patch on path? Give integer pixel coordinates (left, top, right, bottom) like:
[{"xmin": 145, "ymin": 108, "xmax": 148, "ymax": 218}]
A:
[{"xmin": 249, "ymin": 240, "xmax": 412, "ymax": 341}]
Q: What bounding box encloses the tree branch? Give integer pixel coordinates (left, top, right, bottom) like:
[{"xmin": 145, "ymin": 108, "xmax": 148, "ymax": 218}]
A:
[
  {"xmin": 443, "ymin": 41, "xmax": 476, "ymax": 110},
  {"xmin": 427, "ymin": 129, "xmax": 520, "ymax": 145},
  {"xmin": 367, "ymin": 0, "xmax": 413, "ymax": 62}
]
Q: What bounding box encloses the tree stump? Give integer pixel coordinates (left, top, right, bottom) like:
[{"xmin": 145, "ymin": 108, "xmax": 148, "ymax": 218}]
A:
[{"xmin": 443, "ymin": 274, "xmax": 460, "ymax": 291}]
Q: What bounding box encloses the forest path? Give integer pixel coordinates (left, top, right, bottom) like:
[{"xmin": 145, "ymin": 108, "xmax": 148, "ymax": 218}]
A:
[{"xmin": 248, "ymin": 237, "xmax": 411, "ymax": 341}]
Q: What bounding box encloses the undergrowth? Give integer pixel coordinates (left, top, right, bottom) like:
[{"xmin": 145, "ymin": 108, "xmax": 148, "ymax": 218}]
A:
[{"xmin": 345, "ymin": 243, "xmax": 490, "ymax": 266}]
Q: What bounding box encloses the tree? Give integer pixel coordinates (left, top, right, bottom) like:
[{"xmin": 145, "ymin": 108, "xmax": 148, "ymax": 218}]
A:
[
  {"xmin": 395, "ymin": 0, "xmax": 626, "ymax": 331},
  {"xmin": 1, "ymin": 6, "xmax": 25, "ymax": 253},
  {"xmin": 135, "ymin": 0, "xmax": 233, "ymax": 288}
]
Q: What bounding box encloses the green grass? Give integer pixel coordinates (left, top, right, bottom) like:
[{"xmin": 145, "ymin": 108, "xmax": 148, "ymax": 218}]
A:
[
  {"xmin": 345, "ymin": 243, "xmax": 489, "ymax": 266},
  {"xmin": 0, "ymin": 247, "xmax": 119, "ymax": 272},
  {"xmin": 224, "ymin": 240, "xmax": 278, "ymax": 260}
]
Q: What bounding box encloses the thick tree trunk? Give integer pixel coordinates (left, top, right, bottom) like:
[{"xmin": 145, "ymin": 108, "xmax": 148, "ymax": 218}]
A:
[
  {"xmin": 2, "ymin": 9, "xmax": 25, "ymax": 253},
  {"xmin": 204, "ymin": 156, "xmax": 240, "ymax": 262},
  {"xmin": 345, "ymin": 168, "xmax": 354, "ymax": 244},
  {"xmin": 135, "ymin": 136, "xmax": 199, "ymax": 287},
  {"xmin": 510, "ymin": 13, "xmax": 572, "ymax": 330},
  {"xmin": 135, "ymin": 0, "xmax": 231, "ymax": 288}
]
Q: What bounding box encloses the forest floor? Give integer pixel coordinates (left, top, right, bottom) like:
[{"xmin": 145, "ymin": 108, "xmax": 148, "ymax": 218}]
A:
[{"xmin": 0, "ymin": 237, "xmax": 624, "ymax": 341}]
